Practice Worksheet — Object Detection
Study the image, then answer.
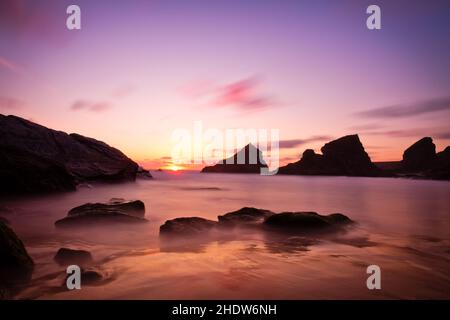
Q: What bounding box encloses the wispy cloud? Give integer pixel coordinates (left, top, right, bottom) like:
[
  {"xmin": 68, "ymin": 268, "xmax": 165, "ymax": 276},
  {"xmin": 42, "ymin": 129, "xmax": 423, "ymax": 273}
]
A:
[
  {"xmin": 435, "ymin": 131, "xmax": 450, "ymax": 139},
  {"xmin": 279, "ymin": 135, "xmax": 333, "ymax": 149},
  {"xmin": 70, "ymin": 100, "xmax": 112, "ymax": 112},
  {"xmin": 0, "ymin": 56, "xmax": 23, "ymax": 74},
  {"xmin": 362, "ymin": 128, "xmax": 450, "ymax": 140},
  {"xmin": 355, "ymin": 97, "xmax": 450, "ymax": 118},
  {"xmin": 214, "ymin": 77, "xmax": 274, "ymax": 111},
  {"xmin": 0, "ymin": 96, "xmax": 25, "ymax": 110},
  {"xmin": 111, "ymin": 84, "xmax": 136, "ymax": 99},
  {"xmin": 181, "ymin": 77, "xmax": 278, "ymax": 113},
  {"xmin": 348, "ymin": 123, "xmax": 384, "ymax": 131}
]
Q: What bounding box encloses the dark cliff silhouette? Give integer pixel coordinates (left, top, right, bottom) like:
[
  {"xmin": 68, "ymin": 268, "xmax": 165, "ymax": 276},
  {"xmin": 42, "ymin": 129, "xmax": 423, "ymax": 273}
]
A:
[
  {"xmin": 0, "ymin": 114, "xmax": 144, "ymax": 194},
  {"xmin": 201, "ymin": 143, "xmax": 268, "ymax": 174},
  {"xmin": 278, "ymin": 134, "xmax": 380, "ymax": 177}
]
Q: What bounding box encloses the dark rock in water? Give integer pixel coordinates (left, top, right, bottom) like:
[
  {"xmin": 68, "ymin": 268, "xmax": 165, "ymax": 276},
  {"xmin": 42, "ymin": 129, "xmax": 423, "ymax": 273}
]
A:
[
  {"xmin": 64, "ymin": 267, "xmax": 110, "ymax": 286},
  {"xmin": 0, "ymin": 114, "xmax": 139, "ymax": 194},
  {"xmin": 54, "ymin": 248, "xmax": 93, "ymax": 266},
  {"xmin": 0, "ymin": 221, "xmax": 34, "ymax": 286},
  {"xmin": 55, "ymin": 212, "xmax": 148, "ymax": 228},
  {"xmin": 279, "ymin": 135, "xmax": 380, "ymax": 177},
  {"xmin": 68, "ymin": 199, "xmax": 145, "ymax": 218},
  {"xmin": 160, "ymin": 207, "xmax": 354, "ymax": 240},
  {"xmin": 160, "ymin": 217, "xmax": 218, "ymax": 237},
  {"xmin": 218, "ymin": 207, "xmax": 274, "ymax": 227},
  {"xmin": 137, "ymin": 166, "xmax": 153, "ymax": 179},
  {"xmin": 278, "ymin": 149, "xmax": 326, "ymax": 175},
  {"xmin": 55, "ymin": 199, "xmax": 148, "ymax": 228},
  {"xmin": 430, "ymin": 146, "xmax": 450, "ymax": 179},
  {"xmin": 402, "ymin": 137, "xmax": 436, "ymax": 172},
  {"xmin": 396, "ymin": 137, "xmax": 450, "ymax": 180},
  {"xmin": 81, "ymin": 269, "xmax": 104, "ymax": 285},
  {"xmin": 263, "ymin": 212, "xmax": 353, "ymax": 233},
  {"xmin": 201, "ymin": 143, "xmax": 268, "ymax": 174},
  {"xmin": 320, "ymin": 135, "xmax": 378, "ymax": 176}
]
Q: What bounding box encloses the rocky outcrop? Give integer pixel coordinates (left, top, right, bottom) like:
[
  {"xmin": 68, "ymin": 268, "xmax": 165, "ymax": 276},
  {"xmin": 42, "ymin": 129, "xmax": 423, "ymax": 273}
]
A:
[
  {"xmin": 54, "ymin": 248, "xmax": 93, "ymax": 266},
  {"xmin": 55, "ymin": 199, "xmax": 148, "ymax": 228},
  {"xmin": 68, "ymin": 199, "xmax": 145, "ymax": 218},
  {"xmin": 402, "ymin": 137, "xmax": 436, "ymax": 172},
  {"xmin": 399, "ymin": 138, "xmax": 450, "ymax": 180},
  {"xmin": 430, "ymin": 147, "xmax": 450, "ymax": 179},
  {"xmin": 159, "ymin": 207, "xmax": 354, "ymax": 238},
  {"xmin": 159, "ymin": 217, "xmax": 218, "ymax": 237},
  {"xmin": 218, "ymin": 207, "xmax": 274, "ymax": 227},
  {"xmin": 263, "ymin": 212, "xmax": 353, "ymax": 233},
  {"xmin": 0, "ymin": 114, "xmax": 139, "ymax": 194},
  {"xmin": 0, "ymin": 221, "xmax": 34, "ymax": 286},
  {"xmin": 201, "ymin": 143, "xmax": 268, "ymax": 174},
  {"xmin": 278, "ymin": 135, "xmax": 380, "ymax": 177},
  {"xmin": 64, "ymin": 266, "xmax": 111, "ymax": 286}
]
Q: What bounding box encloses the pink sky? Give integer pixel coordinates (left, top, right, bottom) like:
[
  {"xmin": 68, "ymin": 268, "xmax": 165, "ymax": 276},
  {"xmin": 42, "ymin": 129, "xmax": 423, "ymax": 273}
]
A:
[{"xmin": 1, "ymin": 0, "xmax": 449, "ymax": 170}]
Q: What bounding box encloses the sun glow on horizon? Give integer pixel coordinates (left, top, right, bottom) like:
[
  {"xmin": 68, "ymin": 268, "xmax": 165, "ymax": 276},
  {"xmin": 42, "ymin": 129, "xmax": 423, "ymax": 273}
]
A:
[{"xmin": 169, "ymin": 165, "xmax": 181, "ymax": 172}]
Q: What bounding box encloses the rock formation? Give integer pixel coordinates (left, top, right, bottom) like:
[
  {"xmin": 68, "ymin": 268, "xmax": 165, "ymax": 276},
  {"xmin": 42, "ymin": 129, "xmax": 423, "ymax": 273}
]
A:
[
  {"xmin": 201, "ymin": 143, "xmax": 268, "ymax": 174},
  {"xmin": 0, "ymin": 114, "xmax": 139, "ymax": 194},
  {"xmin": 55, "ymin": 199, "xmax": 148, "ymax": 228},
  {"xmin": 218, "ymin": 207, "xmax": 274, "ymax": 227},
  {"xmin": 399, "ymin": 137, "xmax": 450, "ymax": 179},
  {"xmin": 0, "ymin": 221, "xmax": 34, "ymax": 287},
  {"xmin": 279, "ymin": 135, "xmax": 380, "ymax": 176},
  {"xmin": 402, "ymin": 137, "xmax": 436, "ymax": 172},
  {"xmin": 263, "ymin": 212, "xmax": 353, "ymax": 232},
  {"xmin": 159, "ymin": 217, "xmax": 218, "ymax": 237},
  {"xmin": 159, "ymin": 207, "xmax": 353, "ymax": 238},
  {"xmin": 54, "ymin": 248, "xmax": 93, "ymax": 266}
]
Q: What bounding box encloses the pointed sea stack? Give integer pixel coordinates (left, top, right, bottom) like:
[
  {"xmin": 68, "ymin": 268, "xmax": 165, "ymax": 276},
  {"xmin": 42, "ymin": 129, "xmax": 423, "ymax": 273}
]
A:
[{"xmin": 201, "ymin": 143, "xmax": 268, "ymax": 174}]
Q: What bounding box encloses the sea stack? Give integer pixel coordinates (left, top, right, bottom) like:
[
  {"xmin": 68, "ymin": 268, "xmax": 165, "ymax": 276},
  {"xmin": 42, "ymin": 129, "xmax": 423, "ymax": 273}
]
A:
[
  {"xmin": 278, "ymin": 134, "xmax": 380, "ymax": 177},
  {"xmin": 201, "ymin": 143, "xmax": 268, "ymax": 174}
]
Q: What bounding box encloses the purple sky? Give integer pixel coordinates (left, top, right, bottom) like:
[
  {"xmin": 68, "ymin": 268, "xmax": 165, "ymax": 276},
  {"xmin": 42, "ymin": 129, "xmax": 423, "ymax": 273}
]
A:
[{"xmin": 1, "ymin": 0, "xmax": 449, "ymax": 169}]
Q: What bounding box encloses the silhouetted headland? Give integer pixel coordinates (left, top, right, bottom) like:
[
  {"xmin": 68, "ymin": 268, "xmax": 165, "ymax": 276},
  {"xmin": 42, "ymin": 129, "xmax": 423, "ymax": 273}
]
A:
[{"xmin": 0, "ymin": 114, "xmax": 151, "ymax": 195}]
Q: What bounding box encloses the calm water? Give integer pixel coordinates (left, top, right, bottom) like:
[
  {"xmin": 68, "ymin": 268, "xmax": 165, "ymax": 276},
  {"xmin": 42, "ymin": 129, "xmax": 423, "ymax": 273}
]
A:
[{"xmin": 2, "ymin": 172, "xmax": 450, "ymax": 299}]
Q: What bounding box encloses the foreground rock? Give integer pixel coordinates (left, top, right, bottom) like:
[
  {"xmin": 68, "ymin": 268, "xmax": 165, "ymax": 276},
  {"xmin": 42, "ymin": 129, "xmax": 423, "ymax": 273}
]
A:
[
  {"xmin": 218, "ymin": 207, "xmax": 274, "ymax": 227},
  {"xmin": 68, "ymin": 199, "xmax": 145, "ymax": 218},
  {"xmin": 63, "ymin": 267, "xmax": 111, "ymax": 286},
  {"xmin": 201, "ymin": 143, "xmax": 268, "ymax": 174},
  {"xmin": 279, "ymin": 135, "xmax": 380, "ymax": 177},
  {"xmin": 54, "ymin": 248, "xmax": 93, "ymax": 266},
  {"xmin": 0, "ymin": 114, "xmax": 139, "ymax": 194},
  {"xmin": 160, "ymin": 217, "xmax": 218, "ymax": 237},
  {"xmin": 159, "ymin": 207, "xmax": 354, "ymax": 238},
  {"xmin": 0, "ymin": 221, "xmax": 34, "ymax": 286},
  {"xmin": 263, "ymin": 212, "xmax": 353, "ymax": 233},
  {"xmin": 55, "ymin": 199, "xmax": 148, "ymax": 228}
]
